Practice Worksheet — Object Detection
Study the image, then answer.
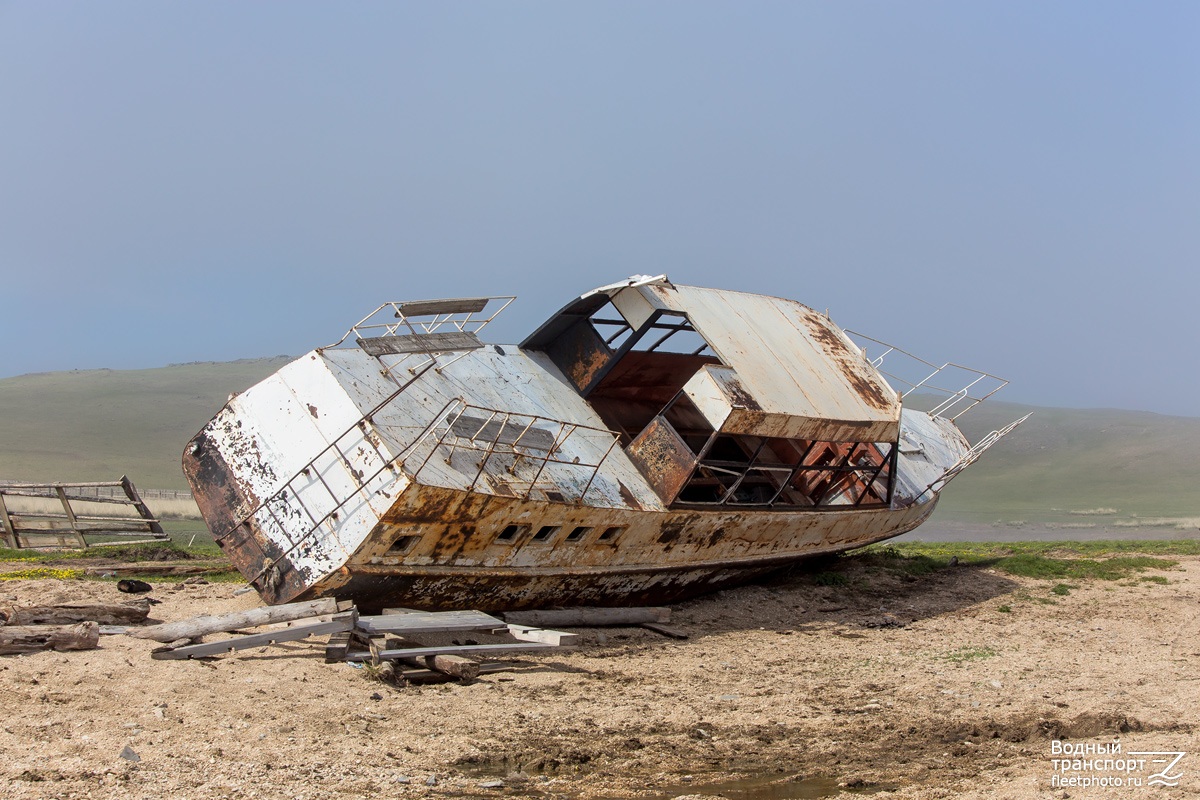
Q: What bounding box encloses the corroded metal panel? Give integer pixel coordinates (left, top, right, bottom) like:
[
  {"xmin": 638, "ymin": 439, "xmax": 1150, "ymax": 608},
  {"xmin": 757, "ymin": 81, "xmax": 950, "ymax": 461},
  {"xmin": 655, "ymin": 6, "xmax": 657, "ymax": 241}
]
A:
[
  {"xmin": 301, "ymin": 481, "xmax": 939, "ymax": 610},
  {"xmin": 892, "ymin": 408, "xmax": 971, "ymax": 505},
  {"xmin": 544, "ymin": 317, "xmax": 613, "ymax": 393},
  {"xmin": 639, "ymin": 282, "xmax": 901, "ymax": 442},
  {"xmin": 611, "ymin": 285, "xmax": 668, "ymax": 331},
  {"xmin": 625, "ymin": 416, "xmax": 695, "ymax": 504}
]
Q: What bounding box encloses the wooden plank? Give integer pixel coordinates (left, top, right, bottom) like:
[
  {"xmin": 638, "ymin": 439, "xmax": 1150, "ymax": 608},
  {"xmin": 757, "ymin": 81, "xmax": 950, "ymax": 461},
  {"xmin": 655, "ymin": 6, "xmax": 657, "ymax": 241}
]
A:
[
  {"xmin": 356, "ymin": 610, "xmax": 505, "ymax": 635},
  {"xmin": 324, "ymin": 631, "xmax": 353, "ymax": 663},
  {"xmin": 402, "ymin": 653, "xmax": 480, "ymax": 680},
  {"xmin": 396, "ymin": 298, "xmax": 489, "ymax": 317},
  {"xmin": 0, "ymin": 622, "xmax": 99, "ymax": 654},
  {"xmin": 357, "ymin": 331, "xmax": 482, "ymax": 357},
  {"xmin": 641, "ymin": 622, "xmax": 689, "ymax": 640},
  {"xmin": 120, "ymin": 476, "xmax": 166, "ymax": 535},
  {"xmin": 0, "ymin": 490, "xmax": 148, "ymax": 506},
  {"xmin": 504, "ymin": 607, "xmax": 671, "ymax": 627},
  {"xmin": 346, "ymin": 642, "xmax": 555, "ymax": 662},
  {"xmin": 129, "ymin": 597, "xmax": 340, "ymax": 642},
  {"xmin": 506, "ymin": 624, "xmax": 579, "ymax": 647},
  {"xmin": 0, "ymin": 480, "xmax": 126, "ymax": 489},
  {"xmin": 55, "ymin": 486, "xmax": 87, "ymax": 548},
  {"xmin": 0, "ymin": 493, "xmax": 17, "ymax": 549},
  {"xmin": 151, "ymin": 612, "xmax": 356, "ymax": 660},
  {"xmin": 1, "ymin": 600, "xmax": 150, "ymax": 626}
]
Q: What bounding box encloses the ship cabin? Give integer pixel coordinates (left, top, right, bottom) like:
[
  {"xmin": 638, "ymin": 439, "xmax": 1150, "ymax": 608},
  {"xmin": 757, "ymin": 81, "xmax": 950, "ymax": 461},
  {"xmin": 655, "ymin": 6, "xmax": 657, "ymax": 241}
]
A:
[{"xmin": 522, "ymin": 277, "xmax": 903, "ymax": 511}]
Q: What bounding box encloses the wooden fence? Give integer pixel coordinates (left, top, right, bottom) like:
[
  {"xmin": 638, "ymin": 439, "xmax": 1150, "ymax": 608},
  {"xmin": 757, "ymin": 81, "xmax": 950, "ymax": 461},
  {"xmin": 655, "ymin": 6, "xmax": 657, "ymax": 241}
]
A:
[{"xmin": 0, "ymin": 476, "xmax": 169, "ymax": 550}]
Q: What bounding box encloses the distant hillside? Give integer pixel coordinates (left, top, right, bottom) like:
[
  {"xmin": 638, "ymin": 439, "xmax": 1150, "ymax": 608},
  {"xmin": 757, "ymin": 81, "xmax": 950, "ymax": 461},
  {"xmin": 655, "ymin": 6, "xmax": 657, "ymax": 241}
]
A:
[
  {"xmin": 0, "ymin": 358, "xmax": 291, "ymax": 489},
  {"xmin": 0, "ymin": 359, "xmax": 1196, "ymax": 524},
  {"xmin": 940, "ymin": 401, "xmax": 1200, "ymax": 523}
]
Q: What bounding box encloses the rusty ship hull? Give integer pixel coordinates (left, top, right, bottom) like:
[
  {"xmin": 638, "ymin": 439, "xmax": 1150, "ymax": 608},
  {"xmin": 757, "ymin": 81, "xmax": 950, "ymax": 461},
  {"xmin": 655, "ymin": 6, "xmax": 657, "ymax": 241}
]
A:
[{"xmin": 185, "ymin": 276, "xmax": 1018, "ymax": 610}]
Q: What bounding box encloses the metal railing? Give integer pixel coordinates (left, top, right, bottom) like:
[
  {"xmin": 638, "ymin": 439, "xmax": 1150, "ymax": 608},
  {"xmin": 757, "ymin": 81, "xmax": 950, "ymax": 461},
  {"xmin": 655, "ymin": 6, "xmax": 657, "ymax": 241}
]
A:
[
  {"xmin": 235, "ymin": 396, "xmax": 620, "ymax": 588},
  {"xmin": 843, "ymin": 330, "xmax": 1009, "ymax": 421},
  {"xmin": 407, "ymin": 401, "xmax": 622, "ymax": 502},
  {"xmin": 917, "ymin": 413, "xmax": 1032, "ymax": 502},
  {"xmin": 318, "ymin": 295, "xmax": 515, "ymax": 379}
]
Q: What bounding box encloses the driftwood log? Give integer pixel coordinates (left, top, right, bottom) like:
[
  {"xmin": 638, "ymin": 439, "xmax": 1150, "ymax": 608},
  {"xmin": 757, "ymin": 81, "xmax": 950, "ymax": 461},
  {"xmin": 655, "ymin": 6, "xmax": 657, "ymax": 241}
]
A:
[
  {"xmin": 503, "ymin": 607, "xmax": 670, "ymax": 628},
  {"xmin": 127, "ymin": 598, "xmax": 340, "ymax": 643},
  {"xmin": 1, "ymin": 600, "xmax": 150, "ymax": 627},
  {"xmin": 0, "ymin": 622, "xmax": 100, "ymax": 654},
  {"xmin": 403, "ymin": 653, "xmax": 480, "ymax": 680}
]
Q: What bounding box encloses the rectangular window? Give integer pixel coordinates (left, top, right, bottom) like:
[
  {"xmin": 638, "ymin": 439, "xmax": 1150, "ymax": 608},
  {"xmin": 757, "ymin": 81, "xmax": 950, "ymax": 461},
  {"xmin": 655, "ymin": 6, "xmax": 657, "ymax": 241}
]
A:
[
  {"xmin": 387, "ymin": 535, "xmax": 419, "ymax": 553},
  {"xmin": 532, "ymin": 525, "xmax": 559, "ymax": 542},
  {"xmin": 598, "ymin": 526, "xmax": 624, "ymax": 541},
  {"xmin": 566, "ymin": 526, "xmax": 591, "ymax": 542},
  {"xmin": 497, "ymin": 524, "xmax": 529, "ymax": 542}
]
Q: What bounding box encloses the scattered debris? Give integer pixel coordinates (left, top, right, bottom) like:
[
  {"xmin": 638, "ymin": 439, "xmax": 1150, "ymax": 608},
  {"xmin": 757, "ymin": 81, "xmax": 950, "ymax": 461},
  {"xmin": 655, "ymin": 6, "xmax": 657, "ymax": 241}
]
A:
[
  {"xmin": 127, "ymin": 598, "xmax": 342, "ymax": 643},
  {"xmin": 0, "ymin": 599, "xmax": 150, "ymax": 626},
  {"xmin": 0, "ymin": 621, "xmax": 99, "ymax": 654},
  {"xmin": 118, "ymin": 745, "xmax": 140, "ymax": 762}
]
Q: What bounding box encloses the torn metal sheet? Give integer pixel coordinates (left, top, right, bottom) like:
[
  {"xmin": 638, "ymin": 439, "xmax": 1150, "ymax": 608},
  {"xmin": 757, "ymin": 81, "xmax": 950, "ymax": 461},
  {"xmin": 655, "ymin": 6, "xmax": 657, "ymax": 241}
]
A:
[{"xmin": 184, "ymin": 276, "xmax": 1019, "ymax": 610}]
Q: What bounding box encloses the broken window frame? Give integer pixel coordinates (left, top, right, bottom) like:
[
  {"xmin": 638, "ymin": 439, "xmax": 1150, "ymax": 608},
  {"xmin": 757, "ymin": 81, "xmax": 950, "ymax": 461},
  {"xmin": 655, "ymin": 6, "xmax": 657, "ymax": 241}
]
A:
[{"xmin": 675, "ymin": 435, "xmax": 898, "ymax": 509}]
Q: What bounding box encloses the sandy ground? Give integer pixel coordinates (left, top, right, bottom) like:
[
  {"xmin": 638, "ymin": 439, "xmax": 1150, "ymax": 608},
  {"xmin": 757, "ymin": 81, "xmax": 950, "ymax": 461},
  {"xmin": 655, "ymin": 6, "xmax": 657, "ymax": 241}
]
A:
[{"xmin": 2, "ymin": 554, "xmax": 1199, "ymax": 800}]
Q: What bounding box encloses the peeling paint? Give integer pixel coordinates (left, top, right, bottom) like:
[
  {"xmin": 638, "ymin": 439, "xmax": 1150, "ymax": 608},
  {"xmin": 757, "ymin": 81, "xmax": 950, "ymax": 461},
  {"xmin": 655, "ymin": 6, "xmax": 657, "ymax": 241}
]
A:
[{"xmin": 185, "ymin": 277, "xmax": 997, "ymax": 609}]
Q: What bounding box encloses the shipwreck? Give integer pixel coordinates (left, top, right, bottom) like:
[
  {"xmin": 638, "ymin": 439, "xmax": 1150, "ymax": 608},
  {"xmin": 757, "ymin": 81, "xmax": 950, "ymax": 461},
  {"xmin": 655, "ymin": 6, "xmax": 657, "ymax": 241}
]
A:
[{"xmin": 184, "ymin": 276, "xmax": 1023, "ymax": 610}]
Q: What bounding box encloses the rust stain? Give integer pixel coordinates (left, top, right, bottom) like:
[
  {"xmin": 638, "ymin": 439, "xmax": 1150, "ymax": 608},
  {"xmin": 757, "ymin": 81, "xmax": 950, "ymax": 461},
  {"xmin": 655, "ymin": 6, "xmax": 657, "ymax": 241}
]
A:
[
  {"xmin": 617, "ymin": 480, "xmax": 644, "ymax": 510},
  {"xmin": 807, "ymin": 316, "xmax": 892, "ymax": 411}
]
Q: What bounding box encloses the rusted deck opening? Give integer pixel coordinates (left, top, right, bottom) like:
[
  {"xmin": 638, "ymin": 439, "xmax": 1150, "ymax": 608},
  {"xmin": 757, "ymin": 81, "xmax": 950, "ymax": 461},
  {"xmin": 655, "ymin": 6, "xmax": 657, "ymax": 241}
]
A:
[
  {"xmin": 675, "ymin": 436, "xmax": 895, "ymax": 509},
  {"xmin": 589, "ymin": 349, "xmax": 720, "ymax": 442}
]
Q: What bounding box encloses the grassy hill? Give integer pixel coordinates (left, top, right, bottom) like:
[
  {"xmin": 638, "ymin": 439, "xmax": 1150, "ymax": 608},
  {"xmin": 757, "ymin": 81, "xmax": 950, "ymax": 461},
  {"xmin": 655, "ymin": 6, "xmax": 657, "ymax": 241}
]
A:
[
  {"xmin": 0, "ymin": 359, "xmax": 1196, "ymax": 525},
  {"xmin": 939, "ymin": 401, "xmax": 1200, "ymax": 523},
  {"xmin": 0, "ymin": 358, "xmax": 290, "ymax": 490}
]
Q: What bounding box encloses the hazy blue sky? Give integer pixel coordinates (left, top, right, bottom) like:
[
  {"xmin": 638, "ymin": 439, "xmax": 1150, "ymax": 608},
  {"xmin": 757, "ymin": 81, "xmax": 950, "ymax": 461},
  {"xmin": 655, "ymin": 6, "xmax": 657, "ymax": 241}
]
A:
[{"xmin": 1, "ymin": 2, "xmax": 1196, "ymax": 416}]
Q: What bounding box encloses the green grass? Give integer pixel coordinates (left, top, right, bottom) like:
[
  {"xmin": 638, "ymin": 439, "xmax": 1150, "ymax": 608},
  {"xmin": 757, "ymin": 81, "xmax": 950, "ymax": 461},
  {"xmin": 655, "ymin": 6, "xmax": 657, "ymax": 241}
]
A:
[
  {"xmin": 0, "ymin": 357, "xmax": 290, "ymax": 490},
  {"xmin": 812, "ymin": 571, "xmax": 851, "ymax": 586},
  {"xmin": 855, "ymin": 541, "xmax": 1181, "ymax": 582},
  {"xmin": 940, "ymin": 645, "xmax": 998, "ymax": 663},
  {"xmin": 0, "ymin": 541, "xmax": 200, "ymax": 563}
]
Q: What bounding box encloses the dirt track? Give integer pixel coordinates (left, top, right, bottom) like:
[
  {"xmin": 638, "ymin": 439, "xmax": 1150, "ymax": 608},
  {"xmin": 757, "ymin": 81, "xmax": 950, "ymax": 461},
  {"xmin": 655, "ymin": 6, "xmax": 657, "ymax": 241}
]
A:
[{"xmin": 2, "ymin": 553, "xmax": 1198, "ymax": 799}]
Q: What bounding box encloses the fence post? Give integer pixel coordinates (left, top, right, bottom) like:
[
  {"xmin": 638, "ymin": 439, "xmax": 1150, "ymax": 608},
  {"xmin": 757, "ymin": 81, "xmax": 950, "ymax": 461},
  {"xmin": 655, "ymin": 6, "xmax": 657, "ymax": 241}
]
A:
[
  {"xmin": 0, "ymin": 493, "xmax": 17, "ymax": 549},
  {"xmin": 120, "ymin": 476, "xmax": 165, "ymax": 534},
  {"xmin": 55, "ymin": 486, "xmax": 89, "ymax": 548}
]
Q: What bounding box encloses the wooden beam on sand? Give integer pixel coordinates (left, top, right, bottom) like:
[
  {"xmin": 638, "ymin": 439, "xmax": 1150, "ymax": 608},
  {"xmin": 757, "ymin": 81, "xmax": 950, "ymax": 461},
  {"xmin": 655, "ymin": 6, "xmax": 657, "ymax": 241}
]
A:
[
  {"xmin": 356, "ymin": 609, "xmax": 507, "ymax": 636},
  {"xmin": 0, "ymin": 622, "xmax": 99, "ymax": 654},
  {"xmin": 128, "ymin": 597, "xmax": 341, "ymax": 643},
  {"xmin": 1, "ymin": 600, "xmax": 151, "ymax": 626},
  {"xmin": 346, "ymin": 642, "xmax": 555, "ymax": 661},
  {"xmin": 502, "ymin": 607, "xmax": 670, "ymax": 628},
  {"xmin": 151, "ymin": 611, "xmax": 357, "ymax": 660}
]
